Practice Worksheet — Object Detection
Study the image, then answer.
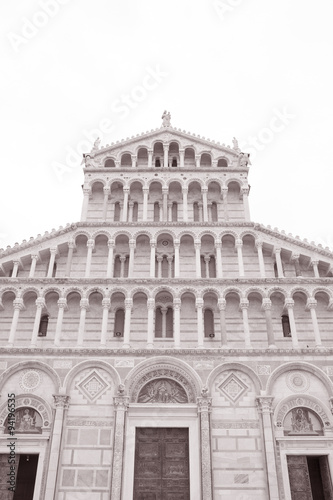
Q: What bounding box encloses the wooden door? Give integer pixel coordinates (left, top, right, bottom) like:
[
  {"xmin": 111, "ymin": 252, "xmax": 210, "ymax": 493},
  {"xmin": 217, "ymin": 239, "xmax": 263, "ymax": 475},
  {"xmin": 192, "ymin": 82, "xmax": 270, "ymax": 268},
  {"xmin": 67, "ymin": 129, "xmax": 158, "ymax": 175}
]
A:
[
  {"xmin": 133, "ymin": 427, "xmax": 190, "ymax": 500},
  {"xmin": 287, "ymin": 455, "xmax": 313, "ymax": 500},
  {"xmin": 319, "ymin": 456, "xmax": 333, "ymax": 500}
]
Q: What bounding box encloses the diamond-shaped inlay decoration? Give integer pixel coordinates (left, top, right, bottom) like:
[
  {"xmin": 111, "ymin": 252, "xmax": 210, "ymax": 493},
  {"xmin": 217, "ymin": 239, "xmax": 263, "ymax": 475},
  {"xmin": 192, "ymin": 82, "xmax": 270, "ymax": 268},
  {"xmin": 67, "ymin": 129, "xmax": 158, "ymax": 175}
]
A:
[
  {"xmin": 218, "ymin": 373, "xmax": 248, "ymax": 403},
  {"xmin": 76, "ymin": 370, "xmax": 110, "ymax": 402}
]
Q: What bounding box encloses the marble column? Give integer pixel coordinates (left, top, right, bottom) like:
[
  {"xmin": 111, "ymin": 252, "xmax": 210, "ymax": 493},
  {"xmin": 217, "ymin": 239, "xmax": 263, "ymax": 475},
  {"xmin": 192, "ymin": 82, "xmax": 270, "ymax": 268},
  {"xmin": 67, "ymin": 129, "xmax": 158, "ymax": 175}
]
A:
[
  {"xmin": 291, "ymin": 253, "xmax": 302, "ymax": 277},
  {"xmin": 307, "ymin": 298, "xmax": 322, "ymax": 347},
  {"xmin": 142, "ymin": 187, "xmax": 149, "ymax": 221},
  {"xmin": 106, "ymin": 239, "xmax": 115, "ymax": 278},
  {"xmin": 128, "ymin": 201, "xmax": 134, "ymax": 222},
  {"xmin": 47, "ymin": 247, "xmax": 58, "ymax": 278},
  {"xmin": 146, "ymin": 298, "xmax": 155, "ymax": 348},
  {"xmin": 80, "ymin": 188, "xmax": 90, "ymax": 220},
  {"xmin": 215, "ymin": 240, "xmax": 223, "ymax": 278},
  {"xmin": 168, "ymin": 202, "xmax": 172, "ymax": 222},
  {"xmin": 167, "ymin": 256, "xmax": 173, "ymax": 279},
  {"xmin": 179, "ymin": 148, "xmax": 185, "ymax": 168},
  {"xmin": 102, "ymin": 187, "xmax": 109, "ymax": 221},
  {"xmin": 222, "ymin": 187, "xmax": 229, "ymax": 220},
  {"xmin": 161, "ymin": 307, "xmax": 167, "ymax": 338},
  {"xmin": 44, "ymin": 395, "xmax": 70, "ymax": 500},
  {"xmin": 148, "ymin": 149, "xmax": 153, "ymax": 168},
  {"xmin": 54, "ymin": 298, "xmax": 67, "ymax": 346},
  {"xmin": 11, "ymin": 260, "xmax": 20, "ymax": 278},
  {"xmin": 218, "ymin": 298, "xmax": 227, "ymax": 347},
  {"xmin": 123, "ymin": 298, "xmax": 132, "ymax": 348},
  {"xmin": 110, "ymin": 396, "xmax": 129, "ymax": 500},
  {"xmin": 284, "ymin": 298, "xmax": 298, "ymax": 348},
  {"xmin": 195, "ymin": 154, "xmax": 200, "ymax": 169},
  {"xmin": 150, "ymin": 240, "xmax": 156, "ymax": 278},
  {"xmin": 240, "ymin": 298, "xmax": 251, "ymax": 348},
  {"xmin": 122, "ymin": 188, "xmax": 129, "ymax": 222},
  {"xmin": 195, "ymin": 240, "xmax": 201, "ymax": 278},
  {"xmin": 235, "ymin": 239, "xmax": 245, "ymax": 277},
  {"xmin": 65, "ymin": 240, "xmax": 75, "ymax": 277},
  {"xmin": 85, "ymin": 239, "xmax": 95, "ymax": 278},
  {"xmin": 128, "ymin": 239, "xmax": 136, "ymax": 278},
  {"xmin": 173, "ymin": 298, "xmax": 181, "ymax": 348},
  {"xmin": 8, "ymin": 298, "xmax": 24, "ymax": 346},
  {"xmin": 262, "ymin": 298, "xmax": 276, "ymax": 348},
  {"xmin": 204, "ymin": 256, "xmax": 210, "ymax": 278},
  {"xmin": 174, "ymin": 240, "xmax": 180, "ymax": 278},
  {"xmin": 311, "ymin": 259, "xmax": 320, "ymax": 278},
  {"xmin": 131, "ymin": 154, "xmax": 137, "ymax": 169},
  {"xmin": 157, "ymin": 255, "xmax": 163, "ymax": 278},
  {"xmin": 30, "ymin": 298, "xmax": 45, "ymax": 347},
  {"xmin": 99, "ymin": 298, "xmax": 110, "ymax": 346},
  {"xmin": 202, "ymin": 187, "xmax": 208, "ymax": 222},
  {"xmin": 274, "ymin": 248, "xmax": 284, "ymax": 277},
  {"xmin": 182, "ymin": 187, "xmax": 188, "ymax": 221},
  {"xmin": 163, "ymin": 142, "xmax": 169, "ymax": 168},
  {"xmin": 196, "ymin": 298, "xmax": 204, "ymax": 348},
  {"xmin": 256, "ymin": 240, "xmax": 266, "ymax": 278},
  {"xmin": 242, "ymin": 187, "xmax": 250, "ymax": 221},
  {"xmin": 256, "ymin": 397, "xmax": 280, "ymax": 500},
  {"xmin": 162, "ymin": 188, "xmax": 168, "ymax": 220},
  {"xmin": 77, "ymin": 298, "xmax": 89, "ymax": 346},
  {"xmin": 120, "ymin": 256, "xmax": 126, "ymax": 278},
  {"xmin": 29, "ymin": 254, "xmax": 39, "ymax": 278},
  {"xmin": 197, "ymin": 395, "xmax": 213, "ymax": 500}
]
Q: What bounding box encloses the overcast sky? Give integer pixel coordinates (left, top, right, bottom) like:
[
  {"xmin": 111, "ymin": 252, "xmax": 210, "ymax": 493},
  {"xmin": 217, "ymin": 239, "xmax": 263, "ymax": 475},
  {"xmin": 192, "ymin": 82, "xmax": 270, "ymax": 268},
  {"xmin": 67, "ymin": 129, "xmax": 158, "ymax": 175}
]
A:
[{"xmin": 1, "ymin": 0, "xmax": 333, "ymax": 252}]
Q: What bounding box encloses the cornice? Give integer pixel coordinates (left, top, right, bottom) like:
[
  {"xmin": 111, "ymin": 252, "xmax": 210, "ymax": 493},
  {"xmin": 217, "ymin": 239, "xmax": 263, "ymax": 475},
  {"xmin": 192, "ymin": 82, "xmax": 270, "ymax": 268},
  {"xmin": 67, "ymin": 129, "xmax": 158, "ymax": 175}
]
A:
[
  {"xmin": 0, "ymin": 347, "xmax": 332, "ymax": 357},
  {"xmin": 84, "ymin": 167, "xmax": 248, "ymax": 174}
]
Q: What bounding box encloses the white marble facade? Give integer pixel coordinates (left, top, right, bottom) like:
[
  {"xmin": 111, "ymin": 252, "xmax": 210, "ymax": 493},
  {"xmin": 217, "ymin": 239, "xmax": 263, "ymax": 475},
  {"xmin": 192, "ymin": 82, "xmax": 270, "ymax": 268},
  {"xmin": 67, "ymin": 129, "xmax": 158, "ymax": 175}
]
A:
[{"xmin": 1, "ymin": 115, "xmax": 333, "ymax": 499}]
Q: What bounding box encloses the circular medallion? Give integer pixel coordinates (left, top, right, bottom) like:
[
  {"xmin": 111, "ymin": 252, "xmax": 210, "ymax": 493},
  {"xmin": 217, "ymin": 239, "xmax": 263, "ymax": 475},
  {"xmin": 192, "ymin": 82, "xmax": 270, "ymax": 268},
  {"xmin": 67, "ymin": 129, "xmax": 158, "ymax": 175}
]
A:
[
  {"xmin": 162, "ymin": 240, "xmax": 169, "ymax": 246},
  {"xmin": 20, "ymin": 370, "xmax": 42, "ymax": 392},
  {"xmin": 286, "ymin": 372, "xmax": 310, "ymax": 393}
]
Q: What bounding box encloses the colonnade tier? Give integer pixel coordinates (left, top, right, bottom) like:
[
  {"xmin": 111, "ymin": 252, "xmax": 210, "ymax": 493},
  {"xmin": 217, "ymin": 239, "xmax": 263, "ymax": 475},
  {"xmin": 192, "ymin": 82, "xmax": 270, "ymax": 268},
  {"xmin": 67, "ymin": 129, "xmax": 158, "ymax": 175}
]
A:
[
  {"xmin": 1, "ymin": 285, "xmax": 332, "ymax": 349},
  {"xmin": 1, "ymin": 232, "xmax": 332, "ymax": 279},
  {"xmin": 81, "ymin": 178, "xmax": 250, "ymax": 223}
]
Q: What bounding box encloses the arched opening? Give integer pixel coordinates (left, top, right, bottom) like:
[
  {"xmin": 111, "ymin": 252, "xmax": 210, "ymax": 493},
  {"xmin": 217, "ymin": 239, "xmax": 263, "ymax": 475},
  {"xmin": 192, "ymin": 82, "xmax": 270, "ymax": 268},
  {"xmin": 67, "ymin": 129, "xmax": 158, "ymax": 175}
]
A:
[
  {"xmin": 179, "ymin": 235, "xmax": 195, "ymax": 278},
  {"xmin": 38, "ymin": 315, "xmax": 49, "ymax": 336},
  {"xmin": 105, "ymin": 158, "xmax": 116, "ymax": 168},
  {"xmin": 184, "ymin": 147, "xmax": 195, "ymax": 167},
  {"xmin": 217, "ymin": 158, "xmax": 228, "ymax": 168},
  {"xmin": 225, "ymin": 292, "xmax": 242, "ymax": 344},
  {"xmin": 155, "ymin": 291, "xmax": 173, "ymax": 338},
  {"xmin": 132, "ymin": 201, "xmax": 138, "ymax": 221},
  {"xmin": 111, "ymin": 181, "xmax": 124, "ymax": 221},
  {"xmin": 149, "ymin": 182, "xmax": 162, "ymax": 221},
  {"xmin": 93, "ymin": 234, "xmax": 109, "ymax": 277},
  {"xmin": 131, "ymin": 292, "xmax": 148, "ymax": 342},
  {"xmin": 227, "ymin": 182, "xmax": 242, "ymax": 220},
  {"xmin": 221, "ymin": 234, "xmax": 237, "ymax": 278},
  {"xmin": 200, "ymin": 153, "xmax": 212, "ymax": 167},
  {"xmin": 200, "ymin": 235, "xmax": 216, "ymax": 278},
  {"xmin": 114, "ymin": 235, "xmax": 129, "ymax": 278},
  {"xmin": 121, "ymin": 153, "xmax": 132, "ymax": 168},
  {"xmin": 156, "ymin": 234, "xmax": 174, "ymax": 278},
  {"xmin": 114, "ymin": 309, "xmax": 124, "ymax": 337},
  {"xmin": 153, "ymin": 142, "xmax": 164, "ymax": 167},
  {"xmin": 188, "ymin": 181, "xmax": 202, "ymax": 222},
  {"xmin": 180, "ymin": 292, "xmax": 196, "ymax": 344},
  {"xmin": 169, "ymin": 142, "xmax": 179, "ymax": 167},
  {"xmin": 134, "ymin": 234, "xmax": 150, "ymax": 277},
  {"xmin": 137, "ymin": 147, "xmax": 148, "ymax": 167}
]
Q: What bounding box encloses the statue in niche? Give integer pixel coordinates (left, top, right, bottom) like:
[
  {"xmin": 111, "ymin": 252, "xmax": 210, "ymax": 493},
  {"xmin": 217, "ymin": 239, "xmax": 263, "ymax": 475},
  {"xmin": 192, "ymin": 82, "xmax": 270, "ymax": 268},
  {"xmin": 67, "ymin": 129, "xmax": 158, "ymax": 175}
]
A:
[
  {"xmin": 239, "ymin": 152, "xmax": 251, "ymax": 167},
  {"xmin": 289, "ymin": 407, "xmax": 316, "ymax": 434},
  {"xmin": 161, "ymin": 110, "xmax": 171, "ymax": 127},
  {"xmin": 6, "ymin": 407, "xmax": 43, "ymax": 434},
  {"xmin": 138, "ymin": 378, "xmax": 188, "ymax": 403}
]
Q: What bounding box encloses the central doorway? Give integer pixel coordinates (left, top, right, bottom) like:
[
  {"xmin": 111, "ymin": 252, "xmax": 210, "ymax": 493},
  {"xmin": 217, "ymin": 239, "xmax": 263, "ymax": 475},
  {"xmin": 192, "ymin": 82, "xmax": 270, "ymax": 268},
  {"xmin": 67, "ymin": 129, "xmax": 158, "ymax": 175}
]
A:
[
  {"xmin": 0, "ymin": 454, "xmax": 38, "ymax": 500},
  {"xmin": 133, "ymin": 427, "xmax": 190, "ymax": 500},
  {"xmin": 287, "ymin": 455, "xmax": 333, "ymax": 500}
]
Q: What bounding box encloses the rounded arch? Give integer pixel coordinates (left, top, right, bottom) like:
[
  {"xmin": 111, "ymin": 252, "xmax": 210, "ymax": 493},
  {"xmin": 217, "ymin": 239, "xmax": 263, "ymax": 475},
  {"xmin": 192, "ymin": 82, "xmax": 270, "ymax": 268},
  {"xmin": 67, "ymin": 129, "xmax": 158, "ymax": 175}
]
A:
[
  {"xmin": 274, "ymin": 393, "xmax": 333, "ymax": 430},
  {"xmin": 91, "ymin": 230, "xmax": 112, "ymax": 240},
  {"xmin": 152, "ymin": 286, "xmax": 176, "ymax": 299},
  {"xmin": 238, "ymin": 230, "xmax": 259, "ymax": 240},
  {"xmin": 20, "ymin": 287, "xmax": 41, "ymax": 300},
  {"xmin": 202, "ymin": 287, "xmax": 221, "ymax": 299},
  {"xmin": 109, "ymin": 286, "xmax": 129, "ymax": 299},
  {"xmin": 179, "ymin": 286, "xmax": 201, "ymax": 300},
  {"xmin": 290, "ymin": 287, "xmax": 311, "ymax": 299},
  {"xmin": 312, "ymin": 287, "xmax": 333, "ymax": 301},
  {"xmin": 104, "ymin": 157, "xmax": 116, "ymax": 168},
  {"xmin": 147, "ymin": 178, "xmax": 166, "ymax": 188},
  {"xmin": 166, "ymin": 178, "xmax": 184, "ymax": 188},
  {"xmin": 216, "ymin": 156, "xmax": 229, "ymax": 167},
  {"xmin": 0, "ymin": 286, "xmax": 19, "ymax": 300},
  {"xmin": 128, "ymin": 178, "xmax": 145, "ymax": 188},
  {"xmin": 222, "ymin": 286, "xmax": 243, "ymax": 300},
  {"xmin": 88, "ymin": 178, "xmax": 106, "ymax": 189},
  {"xmin": 267, "ymin": 286, "xmax": 288, "ymax": 300},
  {"xmin": 73, "ymin": 230, "xmax": 92, "ymax": 241},
  {"xmin": 0, "ymin": 360, "xmax": 61, "ymax": 392},
  {"xmin": 64, "ymin": 287, "xmax": 84, "ymax": 300},
  {"xmin": 226, "ymin": 178, "xmax": 243, "ymax": 188},
  {"xmin": 130, "ymin": 286, "xmax": 151, "ymax": 299},
  {"xmin": 186, "ymin": 178, "xmax": 204, "ymax": 189},
  {"xmin": 220, "ymin": 230, "xmax": 239, "ymax": 241},
  {"xmin": 42, "ymin": 286, "xmax": 64, "ymax": 299},
  {"xmin": 154, "ymin": 229, "xmax": 177, "ymax": 240},
  {"xmin": 177, "ymin": 230, "xmax": 197, "ymax": 241},
  {"xmin": 63, "ymin": 360, "xmax": 121, "ymax": 393},
  {"xmin": 125, "ymin": 356, "xmax": 202, "ymax": 403},
  {"xmin": 206, "ymin": 362, "xmax": 262, "ymax": 394},
  {"xmin": 198, "ymin": 230, "xmax": 219, "ymax": 240},
  {"xmin": 111, "ymin": 229, "xmax": 133, "ymax": 240},
  {"xmin": 86, "ymin": 287, "xmax": 106, "ymax": 299},
  {"xmin": 133, "ymin": 229, "xmax": 153, "ymax": 240},
  {"xmin": 244, "ymin": 286, "xmax": 266, "ymax": 299},
  {"xmin": 266, "ymin": 361, "xmax": 333, "ymax": 396},
  {"xmin": 107, "ymin": 178, "xmax": 125, "ymax": 190}
]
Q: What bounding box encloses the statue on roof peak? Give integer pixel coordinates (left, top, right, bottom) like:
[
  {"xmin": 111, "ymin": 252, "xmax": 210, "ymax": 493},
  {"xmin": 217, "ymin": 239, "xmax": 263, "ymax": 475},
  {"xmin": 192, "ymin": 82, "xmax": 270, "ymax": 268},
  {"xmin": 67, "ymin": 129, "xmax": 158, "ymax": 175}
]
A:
[
  {"xmin": 91, "ymin": 137, "xmax": 101, "ymax": 153},
  {"xmin": 162, "ymin": 110, "xmax": 171, "ymax": 127},
  {"xmin": 232, "ymin": 137, "xmax": 241, "ymax": 152}
]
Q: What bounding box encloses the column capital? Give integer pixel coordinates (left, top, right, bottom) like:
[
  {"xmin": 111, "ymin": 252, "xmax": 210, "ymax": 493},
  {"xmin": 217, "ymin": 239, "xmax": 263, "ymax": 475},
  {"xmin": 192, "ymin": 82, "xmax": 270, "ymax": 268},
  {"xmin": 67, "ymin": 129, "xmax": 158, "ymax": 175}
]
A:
[
  {"xmin": 125, "ymin": 298, "xmax": 133, "ymax": 309},
  {"xmin": 57, "ymin": 298, "xmax": 68, "ymax": 310},
  {"xmin": 306, "ymin": 298, "xmax": 317, "ymax": 310},
  {"xmin": 197, "ymin": 396, "xmax": 212, "ymax": 412},
  {"xmin": 194, "ymin": 240, "xmax": 201, "ymax": 250},
  {"xmin": 241, "ymin": 187, "xmax": 250, "ymax": 196},
  {"xmin": 174, "ymin": 298, "xmax": 181, "ymax": 309},
  {"xmin": 235, "ymin": 239, "xmax": 243, "ymax": 248},
  {"xmin": 163, "ymin": 142, "xmax": 169, "ymax": 149},
  {"xmin": 255, "ymin": 239, "xmax": 263, "ymax": 249},
  {"xmin": 202, "ymin": 186, "xmax": 208, "ymax": 193},
  {"xmin": 35, "ymin": 297, "xmax": 45, "ymax": 309},
  {"xmin": 162, "ymin": 186, "xmax": 168, "ymax": 194},
  {"xmin": 274, "ymin": 246, "xmax": 281, "ymax": 254},
  {"xmin": 156, "ymin": 254, "xmax": 163, "ymax": 263},
  {"xmin": 195, "ymin": 154, "xmax": 201, "ymax": 160},
  {"xmin": 131, "ymin": 154, "xmax": 137, "ymax": 160},
  {"xmin": 103, "ymin": 186, "xmax": 110, "ymax": 195},
  {"xmin": 214, "ymin": 240, "xmax": 222, "ymax": 249},
  {"xmin": 221, "ymin": 187, "xmax": 228, "ymax": 198},
  {"xmin": 123, "ymin": 187, "xmax": 130, "ymax": 194},
  {"xmin": 113, "ymin": 396, "xmax": 129, "ymax": 410},
  {"xmin": 311, "ymin": 259, "xmax": 319, "ymax": 267},
  {"xmin": 167, "ymin": 201, "xmax": 173, "ymax": 208},
  {"xmin": 83, "ymin": 187, "xmax": 91, "ymax": 196},
  {"xmin": 119, "ymin": 255, "xmax": 127, "ymax": 263},
  {"xmin": 86, "ymin": 239, "xmax": 95, "ymax": 249},
  {"xmin": 291, "ymin": 253, "xmax": 300, "ymax": 262},
  {"xmin": 182, "ymin": 186, "xmax": 188, "ymax": 193},
  {"xmin": 256, "ymin": 396, "xmax": 274, "ymax": 413},
  {"xmin": 115, "ymin": 160, "xmax": 120, "ymax": 168},
  {"xmin": 147, "ymin": 298, "xmax": 155, "ymax": 310},
  {"xmin": 129, "ymin": 239, "xmax": 136, "ymax": 249},
  {"xmin": 284, "ymin": 298, "xmax": 294, "ymax": 309},
  {"xmin": 31, "ymin": 254, "xmax": 40, "ymax": 262},
  {"xmin": 102, "ymin": 298, "xmax": 111, "ymax": 309},
  {"xmin": 53, "ymin": 394, "xmax": 70, "ymax": 409},
  {"xmin": 80, "ymin": 298, "xmax": 89, "ymax": 310},
  {"xmin": 150, "ymin": 239, "xmax": 156, "ymax": 248},
  {"xmin": 143, "ymin": 186, "xmax": 149, "ymax": 194},
  {"xmin": 13, "ymin": 298, "xmax": 24, "ymax": 311},
  {"xmin": 196, "ymin": 298, "xmax": 204, "ymax": 309},
  {"xmin": 239, "ymin": 298, "xmax": 249, "ymax": 310},
  {"xmin": 148, "ymin": 148, "xmax": 153, "ymax": 154},
  {"xmin": 108, "ymin": 239, "xmax": 115, "ymax": 248},
  {"xmin": 174, "ymin": 239, "xmax": 180, "ymax": 248},
  {"xmin": 128, "ymin": 200, "xmax": 134, "ymax": 208},
  {"xmin": 218, "ymin": 298, "xmax": 226, "ymax": 310},
  {"xmin": 49, "ymin": 246, "xmax": 58, "ymax": 255},
  {"xmin": 166, "ymin": 256, "xmax": 173, "ymax": 263},
  {"xmin": 204, "ymin": 255, "xmax": 211, "ymax": 263},
  {"xmin": 179, "ymin": 148, "xmax": 185, "ymax": 153},
  {"xmin": 261, "ymin": 298, "xmax": 272, "ymax": 311},
  {"xmin": 67, "ymin": 239, "xmax": 76, "ymax": 250}
]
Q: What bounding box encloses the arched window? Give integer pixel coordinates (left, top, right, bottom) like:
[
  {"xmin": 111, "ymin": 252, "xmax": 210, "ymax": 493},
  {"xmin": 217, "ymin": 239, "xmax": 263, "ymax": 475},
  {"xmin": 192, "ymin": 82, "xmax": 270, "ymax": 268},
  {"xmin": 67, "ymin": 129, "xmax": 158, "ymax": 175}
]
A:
[
  {"xmin": 114, "ymin": 202, "xmax": 121, "ymax": 222},
  {"xmin": 114, "ymin": 309, "xmax": 124, "ymax": 337},
  {"xmin": 38, "ymin": 315, "xmax": 49, "ymax": 337},
  {"xmin": 105, "ymin": 159, "xmax": 116, "ymax": 168},
  {"xmin": 155, "ymin": 157, "xmax": 161, "ymax": 167},
  {"xmin": 282, "ymin": 315, "xmax": 291, "ymax": 337},
  {"xmin": 154, "ymin": 202, "xmax": 160, "ymax": 222},
  {"xmin": 217, "ymin": 158, "xmax": 228, "ymax": 167},
  {"xmin": 204, "ymin": 309, "xmax": 215, "ymax": 337}
]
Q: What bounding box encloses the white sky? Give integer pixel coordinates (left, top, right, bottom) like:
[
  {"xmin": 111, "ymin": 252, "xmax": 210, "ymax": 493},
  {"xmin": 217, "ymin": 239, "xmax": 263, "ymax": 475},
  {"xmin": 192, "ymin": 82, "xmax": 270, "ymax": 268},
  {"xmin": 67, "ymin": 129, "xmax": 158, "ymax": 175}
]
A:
[{"xmin": 1, "ymin": 0, "xmax": 333, "ymax": 251}]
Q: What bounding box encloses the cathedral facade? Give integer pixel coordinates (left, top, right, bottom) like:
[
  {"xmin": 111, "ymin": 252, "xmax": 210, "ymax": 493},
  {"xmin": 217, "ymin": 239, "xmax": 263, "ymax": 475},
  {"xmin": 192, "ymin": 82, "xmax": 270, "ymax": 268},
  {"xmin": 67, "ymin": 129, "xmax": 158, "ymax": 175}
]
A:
[{"xmin": 1, "ymin": 114, "xmax": 333, "ymax": 499}]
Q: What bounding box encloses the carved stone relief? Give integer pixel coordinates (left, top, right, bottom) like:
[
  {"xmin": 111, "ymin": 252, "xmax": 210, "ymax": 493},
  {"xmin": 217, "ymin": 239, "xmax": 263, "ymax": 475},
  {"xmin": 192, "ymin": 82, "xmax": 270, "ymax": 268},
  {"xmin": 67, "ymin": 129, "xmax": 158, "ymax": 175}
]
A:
[{"xmin": 138, "ymin": 379, "xmax": 188, "ymax": 404}]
